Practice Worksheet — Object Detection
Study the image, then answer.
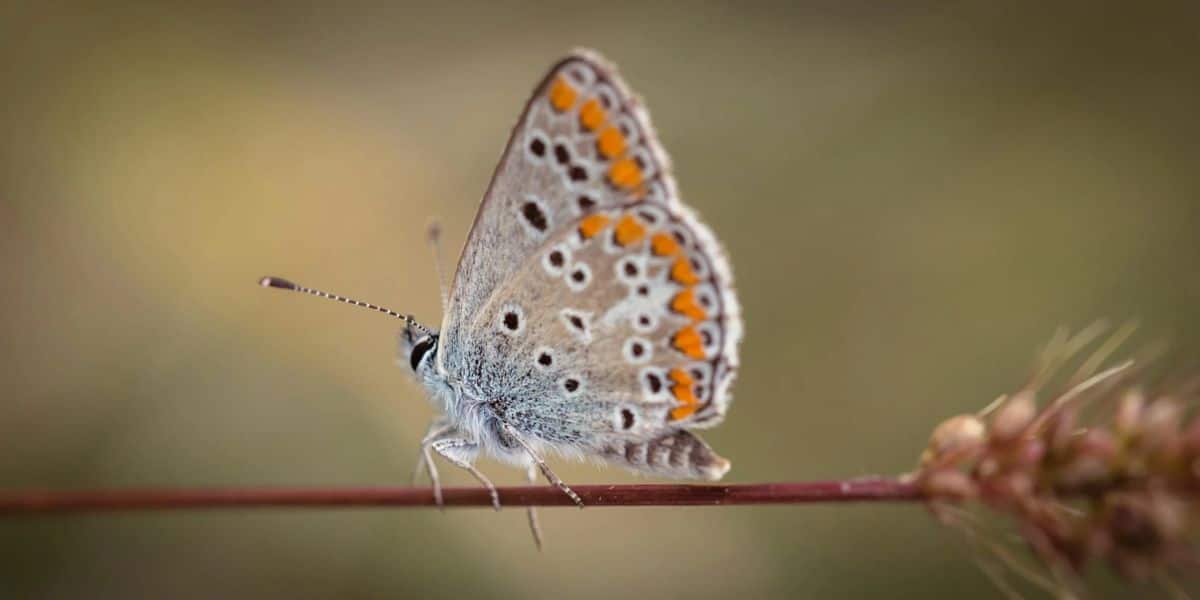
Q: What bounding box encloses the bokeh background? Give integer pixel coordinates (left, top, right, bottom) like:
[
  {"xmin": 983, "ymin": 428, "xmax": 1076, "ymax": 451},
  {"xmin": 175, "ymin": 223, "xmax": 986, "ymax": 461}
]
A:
[{"xmin": 3, "ymin": 1, "xmax": 1198, "ymax": 598}]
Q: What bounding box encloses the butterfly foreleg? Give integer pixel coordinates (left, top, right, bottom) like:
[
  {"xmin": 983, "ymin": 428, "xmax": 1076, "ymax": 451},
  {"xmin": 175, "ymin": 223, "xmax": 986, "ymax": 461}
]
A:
[
  {"xmin": 500, "ymin": 422, "xmax": 584, "ymax": 508},
  {"xmin": 411, "ymin": 418, "xmax": 455, "ymax": 506},
  {"xmin": 429, "ymin": 435, "xmax": 502, "ymax": 511}
]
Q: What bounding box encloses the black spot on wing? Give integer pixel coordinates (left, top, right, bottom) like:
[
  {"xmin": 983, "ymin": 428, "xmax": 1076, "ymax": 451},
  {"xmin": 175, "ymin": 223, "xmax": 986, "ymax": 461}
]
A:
[{"xmin": 521, "ymin": 201, "xmax": 548, "ymax": 231}]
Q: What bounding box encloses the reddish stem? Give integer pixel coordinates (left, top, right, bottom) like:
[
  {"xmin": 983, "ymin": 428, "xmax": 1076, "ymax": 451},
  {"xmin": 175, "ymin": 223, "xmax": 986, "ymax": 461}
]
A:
[{"xmin": 0, "ymin": 479, "xmax": 920, "ymax": 513}]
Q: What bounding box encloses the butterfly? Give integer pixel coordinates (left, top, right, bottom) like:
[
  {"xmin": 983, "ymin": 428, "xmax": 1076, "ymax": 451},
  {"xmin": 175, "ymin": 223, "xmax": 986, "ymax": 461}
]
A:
[{"xmin": 261, "ymin": 49, "xmax": 742, "ymax": 545}]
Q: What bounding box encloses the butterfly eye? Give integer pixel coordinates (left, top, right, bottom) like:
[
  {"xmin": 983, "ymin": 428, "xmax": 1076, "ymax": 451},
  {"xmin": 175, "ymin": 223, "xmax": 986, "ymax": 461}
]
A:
[{"xmin": 409, "ymin": 335, "xmax": 437, "ymax": 371}]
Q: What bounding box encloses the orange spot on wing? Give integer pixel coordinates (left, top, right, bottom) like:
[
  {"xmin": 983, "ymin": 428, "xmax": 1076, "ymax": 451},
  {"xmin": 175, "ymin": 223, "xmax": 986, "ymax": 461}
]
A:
[
  {"xmin": 614, "ymin": 214, "xmax": 646, "ymax": 246},
  {"xmin": 578, "ymin": 213, "xmax": 611, "ymax": 239},
  {"xmin": 549, "ymin": 76, "xmax": 578, "ymax": 112},
  {"xmin": 671, "ymin": 288, "xmax": 707, "ymax": 321},
  {"xmin": 672, "ymin": 325, "xmax": 706, "ymax": 359},
  {"xmin": 670, "ymin": 256, "xmax": 700, "ymax": 285},
  {"xmin": 608, "ymin": 157, "xmax": 643, "ymax": 189},
  {"xmin": 596, "ymin": 126, "xmax": 626, "ymax": 159},
  {"xmin": 579, "ymin": 98, "xmax": 606, "ymax": 131},
  {"xmin": 651, "ymin": 232, "xmax": 680, "ymax": 256},
  {"xmin": 670, "ymin": 404, "xmax": 698, "ymax": 420},
  {"xmin": 668, "ymin": 368, "xmax": 698, "ymax": 420}
]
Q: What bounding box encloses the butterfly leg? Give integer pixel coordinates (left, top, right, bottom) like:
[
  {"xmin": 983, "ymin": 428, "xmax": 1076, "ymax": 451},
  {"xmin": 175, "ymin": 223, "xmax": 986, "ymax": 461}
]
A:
[
  {"xmin": 429, "ymin": 437, "xmax": 502, "ymax": 511},
  {"xmin": 412, "ymin": 418, "xmax": 455, "ymax": 507},
  {"xmin": 525, "ymin": 464, "xmax": 544, "ymax": 551},
  {"xmin": 500, "ymin": 422, "xmax": 584, "ymax": 508}
]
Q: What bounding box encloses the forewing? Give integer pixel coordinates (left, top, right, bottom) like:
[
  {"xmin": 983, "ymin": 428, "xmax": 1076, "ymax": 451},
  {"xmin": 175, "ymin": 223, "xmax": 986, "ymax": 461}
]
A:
[{"xmin": 442, "ymin": 49, "xmax": 682, "ymax": 356}]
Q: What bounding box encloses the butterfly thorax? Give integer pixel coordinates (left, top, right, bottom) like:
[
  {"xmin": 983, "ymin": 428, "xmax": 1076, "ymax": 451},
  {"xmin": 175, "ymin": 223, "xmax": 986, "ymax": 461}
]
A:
[{"xmin": 404, "ymin": 329, "xmax": 537, "ymax": 465}]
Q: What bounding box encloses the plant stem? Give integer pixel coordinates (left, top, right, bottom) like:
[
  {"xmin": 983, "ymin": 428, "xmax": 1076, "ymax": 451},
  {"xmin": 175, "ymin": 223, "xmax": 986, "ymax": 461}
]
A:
[{"xmin": 0, "ymin": 479, "xmax": 920, "ymax": 513}]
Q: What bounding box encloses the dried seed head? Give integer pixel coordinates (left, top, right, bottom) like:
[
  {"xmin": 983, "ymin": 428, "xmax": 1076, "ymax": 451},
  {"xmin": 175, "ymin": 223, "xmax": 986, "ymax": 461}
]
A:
[
  {"xmin": 916, "ymin": 327, "xmax": 1200, "ymax": 588},
  {"xmin": 991, "ymin": 390, "xmax": 1037, "ymax": 442},
  {"xmin": 1114, "ymin": 388, "xmax": 1146, "ymax": 436},
  {"xmin": 1075, "ymin": 429, "xmax": 1117, "ymax": 462},
  {"xmin": 1182, "ymin": 416, "xmax": 1200, "ymax": 453},
  {"xmin": 977, "ymin": 456, "xmax": 1000, "ymax": 478},
  {"xmin": 924, "ymin": 469, "xmax": 977, "ymax": 500},
  {"xmin": 922, "ymin": 414, "xmax": 987, "ymax": 466},
  {"xmin": 994, "ymin": 471, "xmax": 1034, "ymax": 501},
  {"xmin": 1103, "ymin": 492, "xmax": 1189, "ymax": 565},
  {"xmin": 1013, "ymin": 438, "xmax": 1047, "ymax": 467},
  {"xmin": 1047, "ymin": 407, "xmax": 1079, "ymax": 455},
  {"xmin": 1142, "ymin": 397, "xmax": 1183, "ymax": 441},
  {"xmin": 1058, "ymin": 454, "xmax": 1111, "ymax": 488}
]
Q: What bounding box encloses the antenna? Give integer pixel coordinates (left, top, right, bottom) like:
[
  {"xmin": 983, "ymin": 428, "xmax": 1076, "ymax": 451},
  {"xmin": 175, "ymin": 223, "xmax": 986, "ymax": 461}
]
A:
[
  {"xmin": 258, "ymin": 276, "xmax": 432, "ymax": 337},
  {"xmin": 426, "ymin": 220, "xmax": 450, "ymax": 313}
]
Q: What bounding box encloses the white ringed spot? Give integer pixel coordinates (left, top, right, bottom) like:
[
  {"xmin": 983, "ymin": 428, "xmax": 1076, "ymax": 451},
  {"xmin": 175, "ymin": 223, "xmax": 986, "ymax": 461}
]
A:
[
  {"xmin": 497, "ymin": 304, "xmax": 525, "ymax": 336},
  {"xmin": 565, "ymin": 261, "xmax": 592, "ymax": 292}
]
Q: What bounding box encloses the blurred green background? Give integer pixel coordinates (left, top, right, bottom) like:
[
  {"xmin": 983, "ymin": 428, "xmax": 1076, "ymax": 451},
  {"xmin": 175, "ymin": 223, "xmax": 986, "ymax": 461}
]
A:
[{"xmin": 2, "ymin": 1, "xmax": 1198, "ymax": 598}]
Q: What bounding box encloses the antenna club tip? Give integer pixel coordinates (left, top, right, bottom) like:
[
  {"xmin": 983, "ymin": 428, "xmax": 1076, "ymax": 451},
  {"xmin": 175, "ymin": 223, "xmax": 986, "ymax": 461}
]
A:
[
  {"xmin": 259, "ymin": 276, "xmax": 296, "ymax": 290},
  {"xmin": 426, "ymin": 220, "xmax": 442, "ymax": 243}
]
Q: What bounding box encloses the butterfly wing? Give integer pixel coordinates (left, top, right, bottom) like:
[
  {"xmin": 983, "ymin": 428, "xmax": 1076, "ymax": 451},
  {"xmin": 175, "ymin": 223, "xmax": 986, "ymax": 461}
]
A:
[
  {"xmin": 442, "ymin": 50, "xmax": 679, "ymax": 351},
  {"xmin": 439, "ymin": 50, "xmax": 741, "ymax": 479}
]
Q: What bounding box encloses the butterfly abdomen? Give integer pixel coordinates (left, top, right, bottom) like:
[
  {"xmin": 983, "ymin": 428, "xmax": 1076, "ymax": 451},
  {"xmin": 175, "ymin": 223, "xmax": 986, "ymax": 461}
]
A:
[{"xmin": 601, "ymin": 429, "xmax": 730, "ymax": 481}]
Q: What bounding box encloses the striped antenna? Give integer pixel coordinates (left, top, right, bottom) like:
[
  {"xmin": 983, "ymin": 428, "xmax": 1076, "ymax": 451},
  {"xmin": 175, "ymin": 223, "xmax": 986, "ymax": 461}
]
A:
[{"xmin": 258, "ymin": 276, "xmax": 432, "ymax": 337}]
